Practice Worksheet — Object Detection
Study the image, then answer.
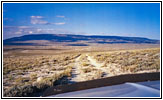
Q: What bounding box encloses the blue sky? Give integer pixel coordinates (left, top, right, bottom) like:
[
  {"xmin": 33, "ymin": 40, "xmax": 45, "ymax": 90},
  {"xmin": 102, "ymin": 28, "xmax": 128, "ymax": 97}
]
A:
[{"xmin": 3, "ymin": 3, "xmax": 160, "ymax": 39}]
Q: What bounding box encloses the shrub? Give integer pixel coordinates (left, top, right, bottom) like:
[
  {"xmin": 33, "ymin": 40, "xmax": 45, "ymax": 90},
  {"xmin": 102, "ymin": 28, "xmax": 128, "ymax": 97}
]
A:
[
  {"xmin": 3, "ymin": 84, "xmax": 37, "ymax": 97},
  {"xmin": 82, "ymin": 62, "xmax": 89, "ymax": 66},
  {"xmin": 82, "ymin": 68, "xmax": 93, "ymax": 73},
  {"xmin": 30, "ymin": 73, "xmax": 37, "ymax": 80}
]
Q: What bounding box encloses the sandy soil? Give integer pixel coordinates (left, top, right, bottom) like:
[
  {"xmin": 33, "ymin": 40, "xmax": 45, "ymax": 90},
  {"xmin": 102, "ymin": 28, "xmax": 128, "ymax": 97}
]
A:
[{"xmin": 69, "ymin": 55, "xmax": 84, "ymax": 83}]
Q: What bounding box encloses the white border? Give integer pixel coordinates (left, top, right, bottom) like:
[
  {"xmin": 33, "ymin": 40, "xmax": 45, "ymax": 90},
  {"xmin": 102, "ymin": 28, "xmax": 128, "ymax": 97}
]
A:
[{"xmin": 1, "ymin": 1, "xmax": 162, "ymax": 99}]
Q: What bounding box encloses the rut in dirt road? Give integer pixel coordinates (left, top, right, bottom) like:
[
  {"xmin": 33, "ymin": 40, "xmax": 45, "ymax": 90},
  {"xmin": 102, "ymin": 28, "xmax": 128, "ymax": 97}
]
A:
[
  {"xmin": 86, "ymin": 54, "xmax": 109, "ymax": 77},
  {"xmin": 87, "ymin": 55, "xmax": 104, "ymax": 68},
  {"xmin": 69, "ymin": 55, "xmax": 84, "ymax": 83},
  {"xmin": 69, "ymin": 54, "xmax": 109, "ymax": 83}
]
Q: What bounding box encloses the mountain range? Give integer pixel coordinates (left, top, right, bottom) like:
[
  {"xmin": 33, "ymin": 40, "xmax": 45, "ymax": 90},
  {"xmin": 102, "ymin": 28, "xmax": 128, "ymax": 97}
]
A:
[{"xmin": 3, "ymin": 34, "xmax": 160, "ymax": 46}]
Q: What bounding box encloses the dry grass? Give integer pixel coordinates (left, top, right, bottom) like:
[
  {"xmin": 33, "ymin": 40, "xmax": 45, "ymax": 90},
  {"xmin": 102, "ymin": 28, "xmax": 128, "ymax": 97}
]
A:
[
  {"xmin": 92, "ymin": 48, "xmax": 160, "ymax": 74},
  {"xmin": 3, "ymin": 53, "xmax": 79, "ymax": 97},
  {"xmin": 3, "ymin": 45, "xmax": 160, "ymax": 97}
]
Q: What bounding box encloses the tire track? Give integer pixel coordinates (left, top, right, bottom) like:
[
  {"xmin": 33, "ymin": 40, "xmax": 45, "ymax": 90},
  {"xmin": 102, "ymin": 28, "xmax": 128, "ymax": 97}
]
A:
[
  {"xmin": 86, "ymin": 54, "xmax": 109, "ymax": 77},
  {"xmin": 69, "ymin": 55, "xmax": 84, "ymax": 83}
]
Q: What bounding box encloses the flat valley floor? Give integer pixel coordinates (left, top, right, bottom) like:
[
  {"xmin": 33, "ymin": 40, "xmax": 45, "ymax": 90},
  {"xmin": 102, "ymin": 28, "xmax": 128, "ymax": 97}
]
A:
[{"xmin": 3, "ymin": 43, "xmax": 160, "ymax": 97}]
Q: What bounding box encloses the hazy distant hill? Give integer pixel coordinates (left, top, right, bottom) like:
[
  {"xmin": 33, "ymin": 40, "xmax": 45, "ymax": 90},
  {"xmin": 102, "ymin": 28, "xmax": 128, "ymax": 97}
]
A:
[{"xmin": 3, "ymin": 34, "xmax": 160, "ymax": 46}]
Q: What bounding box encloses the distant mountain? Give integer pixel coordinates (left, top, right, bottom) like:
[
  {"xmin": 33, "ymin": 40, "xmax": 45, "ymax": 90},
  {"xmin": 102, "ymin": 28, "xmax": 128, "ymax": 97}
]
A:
[{"xmin": 3, "ymin": 34, "xmax": 160, "ymax": 46}]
